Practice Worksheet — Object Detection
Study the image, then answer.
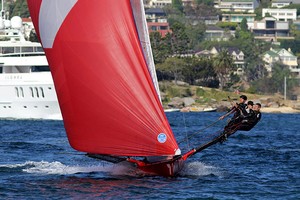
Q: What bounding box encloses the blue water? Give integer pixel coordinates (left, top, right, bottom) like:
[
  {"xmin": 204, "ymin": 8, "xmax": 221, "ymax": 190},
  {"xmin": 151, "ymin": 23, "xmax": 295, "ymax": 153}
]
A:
[{"xmin": 1, "ymin": 112, "xmax": 300, "ymax": 199}]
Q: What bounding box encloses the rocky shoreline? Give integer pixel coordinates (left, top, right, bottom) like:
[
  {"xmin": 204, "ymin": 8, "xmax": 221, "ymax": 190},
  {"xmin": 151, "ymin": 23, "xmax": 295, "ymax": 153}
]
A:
[{"xmin": 164, "ymin": 96, "xmax": 300, "ymax": 114}]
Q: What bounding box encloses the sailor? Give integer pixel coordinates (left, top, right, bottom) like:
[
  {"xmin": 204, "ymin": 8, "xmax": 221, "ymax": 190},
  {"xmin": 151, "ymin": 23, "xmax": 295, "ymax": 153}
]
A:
[
  {"xmin": 220, "ymin": 102, "xmax": 262, "ymax": 142},
  {"xmin": 219, "ymin": 95, "xmax": 248, "ymax": 132},
  {"xmin": 245, "ymin": 100, "xmax": 254, "ymax": 114},
  {"xmin": 238, "ymin": 103, "xmax": 262, "ymax": 131}
]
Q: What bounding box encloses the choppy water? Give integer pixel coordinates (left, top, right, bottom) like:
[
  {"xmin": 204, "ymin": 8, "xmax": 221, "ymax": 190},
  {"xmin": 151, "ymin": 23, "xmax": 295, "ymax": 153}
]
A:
[{"xmin": 0, "ymin": 112, "xmax": 299, "ymax": 199}]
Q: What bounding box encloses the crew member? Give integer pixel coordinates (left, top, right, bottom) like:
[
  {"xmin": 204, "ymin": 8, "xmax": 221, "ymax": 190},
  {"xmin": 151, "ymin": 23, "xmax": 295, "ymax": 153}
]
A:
[
  {"xmin": 219, "ymin": 95, "xmax": 248, "ymax": 133},
  {"xmin": 237, "ymin": 103, "xmax": 262, "ymax": 131},
  {"xmin": 220, "ymin": 102, "xmax": 262, "ymax": 142}
]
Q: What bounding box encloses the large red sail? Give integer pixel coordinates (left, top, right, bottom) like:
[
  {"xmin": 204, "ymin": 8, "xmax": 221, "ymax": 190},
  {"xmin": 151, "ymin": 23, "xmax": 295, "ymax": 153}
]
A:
[{"xmin": 27, "ymin": 0, "xmax": 180, "ymax": 156}]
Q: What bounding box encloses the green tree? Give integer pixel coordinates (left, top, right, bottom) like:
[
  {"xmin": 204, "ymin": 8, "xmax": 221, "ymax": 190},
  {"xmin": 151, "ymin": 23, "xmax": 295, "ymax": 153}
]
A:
[
  {"xmin": 170, "ymin": 21, "xmax": 190, "ymax": 54},
  {"xmin": 156, "ymin": 57, "xmax": 186, "ymax": 85},
  {"xmin": 251, "ymin": 63, "xmax": 296, "ymax": 95},
  {"xmin": 216, "ymin": 22, "xmax": 238, "ymax": 30},
  {"xmin": 181, "ymin": 56, "xmax": 217, "ymax": 86},
  {"xmin": 149, "ymin": 32, "xmax": 172, "ymax": 64},
  {"xmin": 240, "ymin": 18, "xmax": 248, "ymax": 32},
  {"xmin": 172, "ymin": 0, "xmax": 183, "ymax": 13},
  {"xmin": 195, "ymin": 0, "xmax": 215, "ymax": 6},
  {"xmin": 185, "ymin": 22, "xmax": 206, "ymax": 50},
  {"xmin": 212, "ymin": 49, "xmax": 234, "ymax": 90},
  {"xmin": 11, "ymin": 0, "xmax": 29, "ymax": 17},
  {"xmin": 29, "ymin": 30, "xmax": 39, "ymax": 42},
  {"xmin": 279, "ymin": 39, "xmax": 300, "ymax": 56}
]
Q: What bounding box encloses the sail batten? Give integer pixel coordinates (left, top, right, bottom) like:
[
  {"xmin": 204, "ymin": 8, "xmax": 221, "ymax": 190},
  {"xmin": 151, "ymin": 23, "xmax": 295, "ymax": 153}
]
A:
[{"xmin": 27, "ymin": 0, "xmax": 179, "ymax": 157}]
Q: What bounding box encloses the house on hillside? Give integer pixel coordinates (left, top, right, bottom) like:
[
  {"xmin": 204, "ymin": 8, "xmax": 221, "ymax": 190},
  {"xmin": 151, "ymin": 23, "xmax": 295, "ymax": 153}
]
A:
[
  {"xmin": 205, "ymin": 26, "xmax": 235, "ymax": 41},
  {"xmin": 196, "ymin": 46, "xmax": 245, "ymax": 75},
  {"xmin": 145, "ymin": 7, "xmax": 167, "ymax": 22},
  {"xmin": 247, "ymin": 17, "xmax": 294, "ymax": 41},
  {"xmin": 145, "ymin": 8, "xmax": 172, "ymax": 37},
  {"xmin": 214, "ymin": 0, "xmax": 259, "ymax": 13},
  {"xmin": 262, "ymin": 47, "xmax": 300, "ymax": 77},
  {"xmin": 262, "ymin": 8, "xmax": 297, "ymax": 22}
]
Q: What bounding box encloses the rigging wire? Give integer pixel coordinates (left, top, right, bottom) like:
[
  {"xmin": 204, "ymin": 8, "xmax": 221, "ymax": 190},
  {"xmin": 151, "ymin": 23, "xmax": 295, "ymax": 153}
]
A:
[
  {"xmin": 178, "ymin": 118, "xmax": 222, "ymax": 145},
  {"xmin": 181, "ymin": 111, "xmax": 190, "ymax": 149}
]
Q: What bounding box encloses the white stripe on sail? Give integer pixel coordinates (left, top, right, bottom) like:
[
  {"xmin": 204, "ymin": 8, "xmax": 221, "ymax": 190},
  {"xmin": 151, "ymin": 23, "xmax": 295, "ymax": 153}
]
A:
[
  {"xmin": 39, "ymin": 0, "xmax": 78, "ymax": 48},
  {"xmin": 131, "ymin": 0, "xmax": 161, "ymax": 103}
]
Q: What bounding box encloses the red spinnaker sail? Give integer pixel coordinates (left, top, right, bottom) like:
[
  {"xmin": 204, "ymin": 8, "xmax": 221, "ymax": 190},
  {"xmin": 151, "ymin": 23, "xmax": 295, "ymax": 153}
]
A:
[{"xmin": 27, "ymin": 0, "xmax": 180, "ymax": 156}]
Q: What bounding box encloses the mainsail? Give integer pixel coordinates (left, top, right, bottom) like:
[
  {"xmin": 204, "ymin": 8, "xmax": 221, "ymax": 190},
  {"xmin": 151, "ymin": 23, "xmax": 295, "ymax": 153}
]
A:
[{"xmin": 27, "ymin": 0, "xmax": 180, "ymax": 157}]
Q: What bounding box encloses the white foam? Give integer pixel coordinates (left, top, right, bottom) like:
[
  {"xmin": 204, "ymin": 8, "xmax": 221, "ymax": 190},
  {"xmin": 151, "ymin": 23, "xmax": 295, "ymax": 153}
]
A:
[
  {"xmin": 1, "ymin": 161, "xmax": 115, "ymax": 175},
  {"xmin": 180, "ymin": 161, "xmax": 223, "ymax": 177}
]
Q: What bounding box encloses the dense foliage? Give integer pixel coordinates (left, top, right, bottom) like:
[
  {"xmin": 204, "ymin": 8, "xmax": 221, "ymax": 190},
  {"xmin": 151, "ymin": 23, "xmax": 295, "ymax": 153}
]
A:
[
  {"xmin": 151, "ymin": 1, "xmax": 298, "ymax": 97},
  {"xmin": 4, "ymin": 0, "xmax": 30, "ymax": 18}
]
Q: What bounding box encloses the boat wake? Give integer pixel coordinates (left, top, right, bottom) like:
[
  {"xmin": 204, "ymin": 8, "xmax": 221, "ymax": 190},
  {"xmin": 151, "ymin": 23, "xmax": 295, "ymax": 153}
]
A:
[
  {"xmin": 0, "ymin": 161, "xmax": 135, "ymax": 175},
  {"xmin": 180, "ymin": 161, "xmax": 224, "ymax": 177},
  {"xmin": 1, "ymin": 161, "xmax": 223, "ymax": 177}
]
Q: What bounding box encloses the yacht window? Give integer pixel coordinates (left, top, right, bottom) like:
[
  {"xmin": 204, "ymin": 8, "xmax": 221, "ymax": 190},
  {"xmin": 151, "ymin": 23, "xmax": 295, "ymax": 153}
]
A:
[
  {"xmin": 36, "ymin": 47, "xmax": 44, "ymax": 52},
  {"xmin": 31, "ymin": 66, "xmax": 50, "ymax": 72},
  {"xmin": 22, "ymin": 47, "xmax": 34, "ymax": 53},
  {"xmin": 35, "ymin": 87, "xmax": 39, "ymax": 98},
  {"xmin": 20, "ymin": 87, "xmax": 24, "ymax": 97},
  {"xmin": 40, "ymin": 87, "xmax": 45, "ymax": 98},
  {"xmin": 0, "ymin": 67, "xmax": 2, "ymax": 73},
  {"xmin": 15, "ymin": 87, "xmax": 19, "ymax": 97},
  {"xmin": 2, "ymin": 47, "xmax": 14, "ymax": 54},
  {"xmin": 30, "ymin": 87, "xmax": 34, "ymax": 97}
]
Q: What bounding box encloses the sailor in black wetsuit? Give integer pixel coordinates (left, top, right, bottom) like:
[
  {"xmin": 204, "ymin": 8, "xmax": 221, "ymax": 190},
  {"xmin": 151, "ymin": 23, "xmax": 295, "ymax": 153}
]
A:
[
  {"xmin": 219, "ymin": 95, "xmax": 248, "ymax": 133},
  {"xmin": 236, "ymin": 103, "xmax": 262, "ymax": 132}
]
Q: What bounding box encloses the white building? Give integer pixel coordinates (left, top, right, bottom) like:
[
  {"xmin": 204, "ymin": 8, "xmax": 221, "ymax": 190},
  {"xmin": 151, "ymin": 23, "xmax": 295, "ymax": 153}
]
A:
[
  {"xmin": 263, "ymin": 48, "xmax": 299, "ymax": 77},
  {"xmin": 214, "ymin": 0, "xmax": 259, "ymax": 13},
  {"xmin": 271, "ymin": 0, "xmax": 292, "ymax": 8},
  {"xmin": 145, "ymin": 0, "xmax": 172, "ymax": 7},
  {"xmin": 262, "ymin": 8, "xmax": 297, "ymax": 22}
]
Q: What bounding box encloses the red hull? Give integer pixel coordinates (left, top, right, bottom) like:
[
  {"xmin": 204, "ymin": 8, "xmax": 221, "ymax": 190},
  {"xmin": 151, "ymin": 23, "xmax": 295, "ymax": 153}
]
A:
[
  {"xmin": 127, "ymin": 150, "xmax": 194, "ymax": 177},
  {"xmin": 137, "ymin": 158, "xmax": 185, "ymax": 177}
]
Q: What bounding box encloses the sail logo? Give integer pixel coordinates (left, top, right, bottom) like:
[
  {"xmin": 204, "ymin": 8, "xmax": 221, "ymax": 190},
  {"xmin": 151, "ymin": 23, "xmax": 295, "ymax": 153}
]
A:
[
  {"xmin": 39, "ymin": 0, "xmax": 78, "ymax": 48},
  {"xmin": 157, "ymin": 133, "xmax": 167, "ymax": 143}
]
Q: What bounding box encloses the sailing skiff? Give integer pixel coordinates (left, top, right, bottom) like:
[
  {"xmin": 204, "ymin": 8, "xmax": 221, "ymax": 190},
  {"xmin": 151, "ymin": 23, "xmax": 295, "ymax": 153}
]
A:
[{"xmin": 27, "ymin": 0, "xmax": 225, "ymax": 177}]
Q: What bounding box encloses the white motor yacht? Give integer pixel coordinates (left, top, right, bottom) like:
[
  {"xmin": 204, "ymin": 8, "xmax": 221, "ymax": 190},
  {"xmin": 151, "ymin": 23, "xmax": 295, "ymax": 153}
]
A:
[{"xmin": 0, "ymin": 16, "xmax": 61, "ymax": 120}]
